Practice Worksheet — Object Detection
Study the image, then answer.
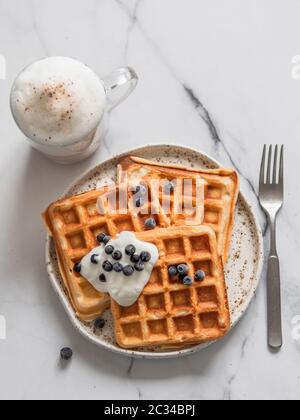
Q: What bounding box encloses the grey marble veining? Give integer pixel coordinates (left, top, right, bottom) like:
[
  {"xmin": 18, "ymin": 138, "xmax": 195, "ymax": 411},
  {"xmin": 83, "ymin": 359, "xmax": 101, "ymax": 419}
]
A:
[{"xmin": 0, "ymin": 0, "xmax": 299, "ymax": 400}]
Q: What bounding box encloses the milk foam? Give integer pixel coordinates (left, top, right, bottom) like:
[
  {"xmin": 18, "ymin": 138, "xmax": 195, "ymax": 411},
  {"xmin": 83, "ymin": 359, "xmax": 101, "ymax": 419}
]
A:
[{"xmin": 10, "ymin": 57, "xmax": 106, "ymax": 146}]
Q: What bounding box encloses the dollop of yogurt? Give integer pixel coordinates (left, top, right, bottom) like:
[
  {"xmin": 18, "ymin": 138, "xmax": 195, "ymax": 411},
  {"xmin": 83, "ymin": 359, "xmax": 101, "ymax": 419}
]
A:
[{"xmin": 80, "ymin": 232, "xmax": 159, "ymax": 307}]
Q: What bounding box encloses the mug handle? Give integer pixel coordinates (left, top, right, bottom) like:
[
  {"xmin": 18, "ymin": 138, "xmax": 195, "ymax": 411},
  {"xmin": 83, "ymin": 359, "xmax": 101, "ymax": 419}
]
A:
[{"xmin": 102, "ymin": 67, "xmax": 138, "ymax": 111}]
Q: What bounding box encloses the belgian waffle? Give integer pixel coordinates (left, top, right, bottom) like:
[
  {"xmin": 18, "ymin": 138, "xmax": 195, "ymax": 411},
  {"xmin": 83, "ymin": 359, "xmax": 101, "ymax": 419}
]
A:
[
  {"xmin": 44, "ymin": 188, "xmax": 111, "ymax": 321},
  {"xmin": 43, "ymin": 157, "xmax": 236, "ymax": 349},
  {"xmin": 117, "ymin": 156, "xmax": 239, "ymax": 262},
  {"xmin": 44, "ymin": 183, "xmax": 202, "ymax": 321},
  {"xmin": 111, "ymin": 225, "xmax": 230, "ymax": 349}
]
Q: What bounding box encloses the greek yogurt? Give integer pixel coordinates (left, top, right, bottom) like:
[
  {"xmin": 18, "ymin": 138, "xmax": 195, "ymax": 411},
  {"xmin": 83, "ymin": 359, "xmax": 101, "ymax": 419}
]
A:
[{"xmin": 80, "ymin": 232, "xmax": 159, "ymax": 307}]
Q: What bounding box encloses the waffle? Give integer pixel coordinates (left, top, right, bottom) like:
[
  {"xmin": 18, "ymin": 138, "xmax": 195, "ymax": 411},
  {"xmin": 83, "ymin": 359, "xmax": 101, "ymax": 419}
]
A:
[
  {"xmin": 44, "ymin": 187, "xmax": 111, "ymax": 321},
  {"xmin": 111, "ymin": 225, "xmax": 230, "ymax": 349},
  {"xmin": 117, "ymin": 156, "xmax": 239, "ymax": 262},
  {"xmin": 44, "ymin": 182, "xmax": 200, "ymax": 321},
  {"xmin": 44, "ymin": 158, "xmax": 238, "ymax": 340}
]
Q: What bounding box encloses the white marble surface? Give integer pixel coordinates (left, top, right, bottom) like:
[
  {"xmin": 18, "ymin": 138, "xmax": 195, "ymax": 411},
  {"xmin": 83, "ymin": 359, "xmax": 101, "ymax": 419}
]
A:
[{"xmin": 0, "ymin": 0, "xmax": 299, "ymax": 401}]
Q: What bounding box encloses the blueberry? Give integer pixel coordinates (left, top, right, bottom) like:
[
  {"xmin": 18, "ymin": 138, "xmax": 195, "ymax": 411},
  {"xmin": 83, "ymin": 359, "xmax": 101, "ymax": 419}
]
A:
[
  {"xmin": 177, "ymin": 264, "xmax": 189, "ymax": 276},
  {"xmin": 112, "ymin": 250, "xmax": 122, "ymax": 261},
  {"xmin": 195, "ymin": 270, "xmax": 206, "ymax": 282},
  {"xmin": 134, "ymin": 262, "xmax": 145, "ymax": 272},
  {"xmin": 113, "ymin": 262, "xmax": 123, "ymax": 273},
  {"xmin": 135, "ymin": 185, "xmax": 147, "ymax": 195},
  {"xmin": 130, "ymin": 254, "xmax": 140, "ymax": 263},
  {"xmin": 182, "ymin": 276, "xmax": 193, "ymax": 286},
  {"xmin": 145, "ymin": 218, "xmax": 157, "ymax": 230},
  {"xmin": 140, "ymin": 251, "xmax": 151, "ymax": 263},
  {"xmin": 103, "ymin": 235, "xmax": 111, "ymax": 245},
  {"xmin": 73, "ymin": 262, "xmax": 81, "ymax": 273},
  {"xmin": 123, "ymin": 265, "xmax": 135, "ymax": 277},
  {"xmin": 91, "ymin": 254, "xmax": 100, "ymax": 264},
  {"xmin": 125, "ymin": 244, "xmax": 136, "ymax": 256},
  {"xmin": 168, "ymin": 266, "xmax": 178, "ymax": 277},
  {"xmin": 96, "ymin": 233, "xmax": 106, "ymax": 243},
  {"xmin": 99, "ymin": 273, "xmax": 107, "ymax": 283},
  {"xmin": 164, "ymin": 181, "xmax": 175, "ymax": 193},
  {"xmin": 102, "ymin": 261, "xmax": 113, "ymax": 272},
  {"xmin": 178, "ymin": 273, "xmax": 186, "ymax": 281},
  {"xmin": 94, "ymin": 318, "xmax": 106, "ymax": 330},
  {"xmin": 60, "ymin": 347, "xmax": 73, "ymax": 361},
  {"xmin": 105, "ymin": 245, "xmax": 114, "ymax": 255},
  {"xmin": 136, "ymin": 197, "xmax": 145, "ymax": 208}
]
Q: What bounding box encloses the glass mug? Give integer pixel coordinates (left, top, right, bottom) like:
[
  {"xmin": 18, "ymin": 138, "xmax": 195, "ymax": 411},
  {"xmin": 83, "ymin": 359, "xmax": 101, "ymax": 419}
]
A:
[{"xmin": 10, "ymin": 57, "xmax": 138, "ymax": 164}]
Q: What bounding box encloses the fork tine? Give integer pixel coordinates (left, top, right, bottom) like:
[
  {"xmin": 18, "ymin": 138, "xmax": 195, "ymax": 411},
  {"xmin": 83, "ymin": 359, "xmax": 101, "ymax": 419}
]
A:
[
  {"xmin": 266, "ymin": 145, "xmax": 272, "ymax": 184},
  {"xmin": 279, "ymin": 145, "xmax": 284, "ymax": 187},
  {"xmin": 273, "ymin": 145, "xmax": 278, "ymax": 184},
  {"xmin": 260, "ymin": 145, "xmax": 267, "ymax": 185}
]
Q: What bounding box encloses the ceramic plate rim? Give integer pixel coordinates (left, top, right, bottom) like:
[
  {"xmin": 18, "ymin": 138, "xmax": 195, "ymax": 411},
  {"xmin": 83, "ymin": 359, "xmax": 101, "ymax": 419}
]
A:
[{"xmin": 45, "ymin": 143, "xmax": 264, "ymax": 359}]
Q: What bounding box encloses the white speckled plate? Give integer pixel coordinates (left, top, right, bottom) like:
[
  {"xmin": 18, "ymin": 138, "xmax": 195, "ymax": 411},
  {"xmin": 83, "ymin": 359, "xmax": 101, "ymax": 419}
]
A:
[{"xmin": 45, "ymin": 144, "xmax": 264, "ymax": 359}]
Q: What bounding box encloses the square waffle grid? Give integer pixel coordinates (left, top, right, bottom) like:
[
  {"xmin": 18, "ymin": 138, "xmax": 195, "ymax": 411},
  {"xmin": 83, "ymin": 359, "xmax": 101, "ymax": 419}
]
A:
[
  {"xmin": 46, "ymin": 185, "xmax": 187, "ymax": 320},
  {"xmin": 46, "ymin": 165, "xmax": 233, "ymax": 323},
  {"xmin": 117, "ymin": 160, "xmax": 237, "ymax": 261},
  {"xmin": 111, "ymin": 226, "xmax": 230, "ymax": 348}
]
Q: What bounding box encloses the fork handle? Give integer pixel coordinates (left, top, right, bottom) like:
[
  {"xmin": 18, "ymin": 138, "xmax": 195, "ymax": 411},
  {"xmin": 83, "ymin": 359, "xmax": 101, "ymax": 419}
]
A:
[{"xmin": 267, "ymin": 254, "xmax": 282, "ymax": 349}]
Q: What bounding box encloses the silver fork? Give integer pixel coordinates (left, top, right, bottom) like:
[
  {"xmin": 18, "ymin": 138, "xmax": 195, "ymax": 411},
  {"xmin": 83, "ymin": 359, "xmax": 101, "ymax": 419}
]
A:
[{"xmin": 259, "ymin": 145, "xmax": 284, "ymax": 349}]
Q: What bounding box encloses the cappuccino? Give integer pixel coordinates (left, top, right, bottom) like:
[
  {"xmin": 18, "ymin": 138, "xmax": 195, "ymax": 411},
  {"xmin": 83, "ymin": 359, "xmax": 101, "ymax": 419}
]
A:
[
  {"xmin": 10, "ymin": 56, "xmax": 106, "ymax": 147},
  {"xmin": 11, "ymin": 57, "xmax": 138, "ymax": 163}
]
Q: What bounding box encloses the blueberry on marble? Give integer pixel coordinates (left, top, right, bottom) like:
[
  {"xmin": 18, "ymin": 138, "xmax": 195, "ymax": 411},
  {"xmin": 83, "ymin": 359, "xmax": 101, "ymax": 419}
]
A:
[
  {"xmin": 105, "ymin": 245, "xmax": 114, "ymax": 255},
  {"xmin": 96, "ymin": 233, "xmax": 106, "ymax": 244},
  {"xmin": 195, "ymin": 270, "xmax": 206, "ymax": 282},
  {"xmin": 134, "ymin": 262, "xmax": 145, "ymax": 272},
  {"xmin": 145, "ymin": 218, "xmax": 157, "ymax": 230},
  {"xmin": 91, "ymin": 254, "xmax": 100, "ymax": 264},
  {"xmin": 125, "ymin": 244, "xmax": 136, "ymax": 256},
  {"xmin": 73, "ymin": 262, "xmax": 82, "ymax": 273},
  {"xmin": 112, "ymin": 250, "xmax": 122, "ymax": 261},
  {"xmin": 177, "ymin": 264, "xmax": 189, "ymax": 276},
  {"xmin": 182, "ymin": 276, "xmax": 193, "ymax": 286},
  {"xmin": 60, "ymin": 347, "xmax": 73, "ymax": 361},
  {"xmin": 102, "ymin": 261, "xmax": 113, "ymax": 272},
  {"xmin": 123, "ymin": 265, "xmax": 135, "ymax": 277},
  {"xmin": 94, "ymin": 318, "xmax": 106, "ymax": 330},
  {"xmin": 99, "ymin": 273, "xmax": 107, "ymax": 283},
  {"xmin": 113, "ymin": 262, "xmax": 123, "ymax": 273},
  {"xmin": 140, "ymin": 251, "xmax": 151, "ymax": 263},
  {"xmin": 168, "ymin": 266, "xmax": 178, "ymax": 277},
  {"xmin": 130, "ymin": 254, "xmax": 140, "ymax": 263}
]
